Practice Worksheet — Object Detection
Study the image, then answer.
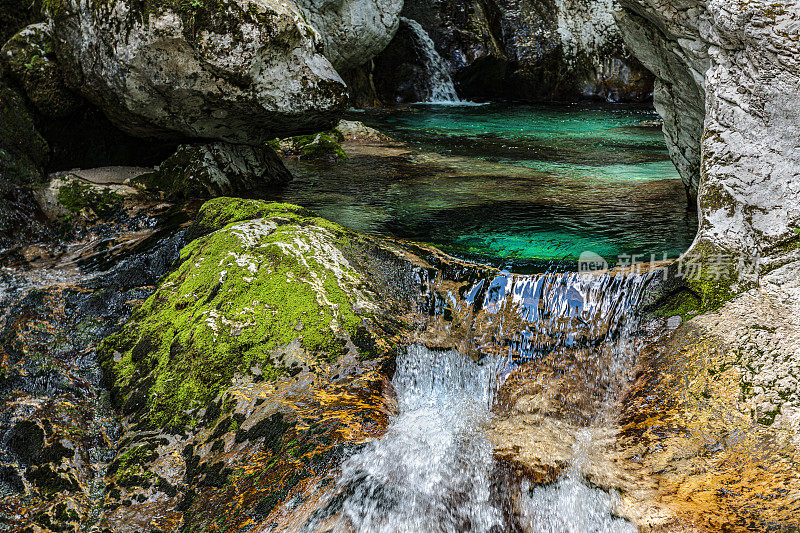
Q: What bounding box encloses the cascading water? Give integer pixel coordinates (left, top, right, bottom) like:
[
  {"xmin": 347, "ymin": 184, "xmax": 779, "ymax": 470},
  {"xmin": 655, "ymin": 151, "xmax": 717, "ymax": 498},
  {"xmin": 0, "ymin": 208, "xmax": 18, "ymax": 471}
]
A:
[
  {"xmin": 303, "ymin": 271, "xmax": 652, "ymax": 532},
  {"xmin": 401, "ymin": 17, "xmax": 461, "ymax": 103},
  {"xmin": 304, "ymin": 345, "xmax": 506, "ymax": 532}
]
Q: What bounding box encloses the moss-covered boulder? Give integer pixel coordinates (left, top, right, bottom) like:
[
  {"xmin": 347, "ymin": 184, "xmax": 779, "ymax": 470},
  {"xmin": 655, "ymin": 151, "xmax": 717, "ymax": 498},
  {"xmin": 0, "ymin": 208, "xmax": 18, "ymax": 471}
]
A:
[
  {"xmin": 96, "ymin": 198, "xmax": 421, "ymax": 530},
  {"xmin": 135, "ymin": 143, "xmax": 293, "ymax": 201},
  {"xmin": 99, "ymin": 199, "xmax": 385, "ymax": 431},
  {"xmin": 1, "ymin": 22, "xmax": 81, "ymax": 118},
  {"xmin": 273, "ymin": 129, "xmax": 347, "ymax": 160},
  {"xmin": 0, "ymin": 84, "xmax": 48, "ymax": 184}
]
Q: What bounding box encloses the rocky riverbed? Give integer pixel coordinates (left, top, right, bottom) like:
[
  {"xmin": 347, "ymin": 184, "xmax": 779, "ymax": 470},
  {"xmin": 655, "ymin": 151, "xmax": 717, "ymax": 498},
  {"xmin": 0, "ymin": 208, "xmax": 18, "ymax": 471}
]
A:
[{"xmin": 1, "ymin": 0, "xmax": 800, "ymax": 530}]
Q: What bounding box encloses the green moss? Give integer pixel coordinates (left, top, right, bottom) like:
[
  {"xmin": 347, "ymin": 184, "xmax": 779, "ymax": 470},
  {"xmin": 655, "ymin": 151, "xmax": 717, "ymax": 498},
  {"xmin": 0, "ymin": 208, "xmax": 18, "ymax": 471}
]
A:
[
  {"xmin": 111, "ymin": 445, "xmax": 157, "ymax": 487},
  {"xmin": 57, "ymin": 179, "xmax": 123, "ymax": 218},
  {"xmin": 281, "ymin": 130, "xmax": 347, "ymax": 161},
  {"xmin": 100, "ymin": 199, "xmax": 374, "ymax": 430},
  {"xmin": 187, "ymin": 197, "xmax": 312, "ymax": 239},
  {"xmin": 653, "ymin": 288, "xmax": 702, "ymax": 322}
]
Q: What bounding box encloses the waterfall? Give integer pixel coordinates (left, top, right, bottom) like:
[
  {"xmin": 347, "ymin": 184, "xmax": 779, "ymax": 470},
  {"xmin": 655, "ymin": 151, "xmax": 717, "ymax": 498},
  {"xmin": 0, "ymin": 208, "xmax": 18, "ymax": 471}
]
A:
[
  {"xmin": 305, "ymin": 345, "xmax": 506, "ymax": 532},
  {"xmin": 401, "ymin": 17, "xmax": 461, "ymax": 103},
  {"xmin": 302, "ymin": 272, "xmax": 650, "ymax": 532}
]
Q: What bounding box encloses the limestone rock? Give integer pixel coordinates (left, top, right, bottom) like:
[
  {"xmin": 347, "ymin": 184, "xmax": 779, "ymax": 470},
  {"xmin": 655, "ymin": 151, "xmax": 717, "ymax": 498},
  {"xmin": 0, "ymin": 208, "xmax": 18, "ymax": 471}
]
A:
[
  {"xmin": 135, "ymin": 143, "xmax": 292, "ymax": 200},
  {"xmin": 294, "ymin": 0, "xmax": 403, "ymax": 70},
  {"xmin": 1, "ymin": 23, "xmax": 81, "ymax": 118},
  {"xmin": 616, "ymin": 0, "xmax": 800, "ymax": 267},
  {"xmin": 47, "ymin": 0, "xmax": 349, "ymax": 144}
]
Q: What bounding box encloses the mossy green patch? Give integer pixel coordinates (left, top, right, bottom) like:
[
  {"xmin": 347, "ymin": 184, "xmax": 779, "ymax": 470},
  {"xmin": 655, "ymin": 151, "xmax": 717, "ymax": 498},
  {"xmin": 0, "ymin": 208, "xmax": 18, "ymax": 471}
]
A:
[
  {"xmin": 279, "ymin": 130, "xmax": 347, "ymax": 160},
  {"xmin": 109, "ymin": 445, "xmax": 157, "ymax": 487},
  {"xmin": 100, "ymin": 199, "xmax": 376, "ymax": 430},
  {"xmin": 57, "ymin": 179, "xmax": 123, "ymax": 218}
]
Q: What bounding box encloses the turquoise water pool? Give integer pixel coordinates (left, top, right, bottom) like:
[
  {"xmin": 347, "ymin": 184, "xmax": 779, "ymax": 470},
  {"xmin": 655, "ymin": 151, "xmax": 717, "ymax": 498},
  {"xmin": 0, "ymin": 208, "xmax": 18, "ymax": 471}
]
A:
[{"xmin": 272, "ymin": 103, "xmax": 697, "ymax": 272}]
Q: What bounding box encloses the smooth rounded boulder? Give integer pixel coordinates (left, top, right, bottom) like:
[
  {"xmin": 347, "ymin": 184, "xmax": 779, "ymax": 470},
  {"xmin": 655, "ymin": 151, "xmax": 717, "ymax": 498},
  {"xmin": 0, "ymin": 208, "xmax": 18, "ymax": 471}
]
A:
[{"xmin": 46, "ymin": 0, "xmax": 349, "ymax": 144}]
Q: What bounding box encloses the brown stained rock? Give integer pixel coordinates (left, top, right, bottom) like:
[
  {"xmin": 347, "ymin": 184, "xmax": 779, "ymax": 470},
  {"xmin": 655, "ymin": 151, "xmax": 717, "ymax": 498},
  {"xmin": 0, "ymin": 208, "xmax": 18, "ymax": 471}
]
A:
[
  {"xmin": 482, "ymin": 263, "xmax": 800, "ymax": 532},
  {"xmin": 615, "ymin": 265, "xmax": 800, "ymax": 531}
]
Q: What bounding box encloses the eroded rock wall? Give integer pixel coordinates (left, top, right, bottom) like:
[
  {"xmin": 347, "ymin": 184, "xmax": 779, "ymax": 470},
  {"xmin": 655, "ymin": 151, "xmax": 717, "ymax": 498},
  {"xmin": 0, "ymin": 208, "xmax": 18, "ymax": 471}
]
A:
[{"xmin": 617, "ymin": 0, "xmax": 800, "ymax": 270}]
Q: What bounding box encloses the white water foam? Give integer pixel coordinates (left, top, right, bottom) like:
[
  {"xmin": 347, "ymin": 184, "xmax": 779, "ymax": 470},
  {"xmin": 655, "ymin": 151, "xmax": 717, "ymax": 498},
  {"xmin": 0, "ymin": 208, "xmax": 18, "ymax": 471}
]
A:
[
  {"xmin": 304, "ymin": 273, "xmax": 650, "ymax": 532},
  {"xmin": 310, "ymin": 345, "xmax": 506, "ymax": 532}
]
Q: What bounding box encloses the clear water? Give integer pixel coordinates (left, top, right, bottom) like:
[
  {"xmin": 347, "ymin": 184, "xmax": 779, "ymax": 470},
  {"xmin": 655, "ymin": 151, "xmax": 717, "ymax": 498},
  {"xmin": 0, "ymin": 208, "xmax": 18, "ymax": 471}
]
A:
[{"xmin": 273, "ymin": 103, "xmax": 697, "ymax": 272}]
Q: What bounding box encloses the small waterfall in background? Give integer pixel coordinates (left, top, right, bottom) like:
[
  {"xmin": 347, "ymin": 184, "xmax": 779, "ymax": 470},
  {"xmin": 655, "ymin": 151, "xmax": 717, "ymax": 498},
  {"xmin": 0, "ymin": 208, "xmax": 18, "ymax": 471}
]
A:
[
  {"xmin": 401, "ymin": 17, "xmax": 462, "ymax": 103},
  {"xmin": 303, "ymin": 271, "xmax": 651, "ymax": 532}
]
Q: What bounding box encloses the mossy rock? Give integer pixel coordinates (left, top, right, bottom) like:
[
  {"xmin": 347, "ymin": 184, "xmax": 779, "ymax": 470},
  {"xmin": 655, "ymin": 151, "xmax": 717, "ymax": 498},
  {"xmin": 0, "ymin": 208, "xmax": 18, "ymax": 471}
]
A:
[
  {"xmin": 56, "ymin": 178, "xmax": 123, "ymax": 219},
  {"xmin": 1, "ymin": 22, "xmax": 82, "ymax": 117},
  {"xmin": 276, "ymin": 129, "xmax": 347, "ymax": 160},
  {"xmin": 99, "ymin": 198, "xmax": 379, "ymax": 430},
  {"xmin": 134, "ymin": 143, "xmax": 292, "ymax": 201},
  {"xmin": 647, "ymin": 240, "xmax": 758, "ymax": 322},
  {"xmin": 0, "ymin": 84, "xmax": 49, "ymax": 185}
]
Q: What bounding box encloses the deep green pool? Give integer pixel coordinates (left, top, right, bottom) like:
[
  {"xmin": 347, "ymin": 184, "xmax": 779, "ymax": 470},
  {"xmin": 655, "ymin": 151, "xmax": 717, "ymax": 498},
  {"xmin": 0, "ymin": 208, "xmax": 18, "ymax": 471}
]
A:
[{"xmin": 271, "ymin": 103, "xmax": 698, "ymax": 272}]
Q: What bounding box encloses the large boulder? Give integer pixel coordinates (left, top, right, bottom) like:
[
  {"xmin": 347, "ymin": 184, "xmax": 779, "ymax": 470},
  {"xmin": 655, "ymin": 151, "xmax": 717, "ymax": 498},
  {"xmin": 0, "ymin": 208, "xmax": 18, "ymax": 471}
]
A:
[
  {"xmin": 46, "ymin": 0, "xmax": 349, "ymax": 144},
  {"xmin": 616, "ymin": 0, "xmax": 800, "ymax": 304},
  {"xmin": 294, "ymin": 0, "xmax": 403, "ymax": 71}
]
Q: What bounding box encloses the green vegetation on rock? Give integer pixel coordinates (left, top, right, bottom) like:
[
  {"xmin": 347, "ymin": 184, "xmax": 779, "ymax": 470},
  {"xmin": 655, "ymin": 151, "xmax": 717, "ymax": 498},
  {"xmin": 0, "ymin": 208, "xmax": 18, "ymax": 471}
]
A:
[
  {"xmin": 278, "ymin": 129, "xmax": 347, "ymax": 160},
  {"xmin": 57, "ymin": 179, "xmax": 123, "ymax": 218},
  {"xmin": 99, "ymin": 198, "xmax": 377, "ymax": 430},
  {"xmin": 0, "ymin": 85, "xmax": 49, "ymax": 184},
  {"xmin": 0, "ymin": 23, "xmax": 81, "ymax": 117}
]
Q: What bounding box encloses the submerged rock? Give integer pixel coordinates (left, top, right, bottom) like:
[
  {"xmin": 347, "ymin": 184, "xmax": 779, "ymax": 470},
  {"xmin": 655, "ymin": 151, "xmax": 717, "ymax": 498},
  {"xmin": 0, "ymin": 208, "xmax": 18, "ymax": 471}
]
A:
[
  {"xmin": 135, "ymin": 142, "xmax": 292, "ymax": 200},
  {"xmin": 47, "ymin": 0, "xmax": 349, "ymax": 144}
]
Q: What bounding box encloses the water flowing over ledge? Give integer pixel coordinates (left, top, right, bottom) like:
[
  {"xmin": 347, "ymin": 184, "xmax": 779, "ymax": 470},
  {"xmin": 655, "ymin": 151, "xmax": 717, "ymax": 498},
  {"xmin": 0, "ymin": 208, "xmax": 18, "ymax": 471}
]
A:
[
  {"xmin": 299, "ymin": 269, "xmax": 653, "ymax": 532},
  {"xmin": 400, "ymin": 17, "xmax": 462, "ymax": 104}
]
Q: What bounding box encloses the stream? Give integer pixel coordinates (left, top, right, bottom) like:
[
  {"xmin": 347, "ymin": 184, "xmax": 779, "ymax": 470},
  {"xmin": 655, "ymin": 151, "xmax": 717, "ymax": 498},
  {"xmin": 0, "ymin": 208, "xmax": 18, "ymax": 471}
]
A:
[{"xmin": 0, "ymin": 103, "xmax": 688, "ymax": 531}]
